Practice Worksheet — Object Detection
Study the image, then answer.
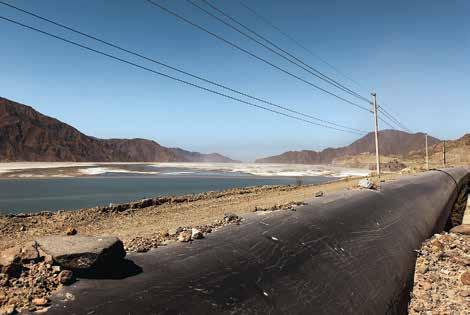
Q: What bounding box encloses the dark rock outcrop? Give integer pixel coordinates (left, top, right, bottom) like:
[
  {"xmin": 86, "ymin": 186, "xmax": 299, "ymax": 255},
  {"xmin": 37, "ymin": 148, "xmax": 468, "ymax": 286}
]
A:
[{"xmin": 0, "ymin": 97, "xmax": 237, "ymax": 162}]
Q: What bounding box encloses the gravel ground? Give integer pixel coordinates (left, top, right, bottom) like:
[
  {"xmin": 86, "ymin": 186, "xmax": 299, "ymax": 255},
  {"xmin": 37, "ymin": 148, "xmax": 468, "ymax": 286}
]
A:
[{"xmin": 409, "ymin": 232, "xmax": 470, "ymax": 314}]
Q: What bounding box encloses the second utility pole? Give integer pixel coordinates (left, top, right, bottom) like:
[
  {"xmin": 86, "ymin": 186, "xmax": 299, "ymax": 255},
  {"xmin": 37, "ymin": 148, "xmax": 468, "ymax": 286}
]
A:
[
  {"xmin": 371, "ymin": 92, "xmax": 381, "ymax": 177},
  {"xmin": 425, "ymin": 133, "xmax": 429, "ymax": 170}
]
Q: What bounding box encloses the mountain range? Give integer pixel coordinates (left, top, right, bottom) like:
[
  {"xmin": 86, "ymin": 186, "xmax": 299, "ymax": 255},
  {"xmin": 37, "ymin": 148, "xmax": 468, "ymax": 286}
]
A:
[
  {"xmin": 0, "ymin": 97, "xmax": 237, "ymax": 163},
  {"xmin": 2, "ymin": 97, "xmax": 462, "ymax": 166},
  {"xmin": 256, "ymin": 130, "xmax": 441, "ymax": 164}
]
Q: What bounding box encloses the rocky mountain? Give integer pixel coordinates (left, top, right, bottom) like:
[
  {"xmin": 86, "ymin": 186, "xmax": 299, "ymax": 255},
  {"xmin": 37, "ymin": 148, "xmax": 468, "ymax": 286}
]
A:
[
  {"xmin": 256, "ymin": 130, "xmax": 441, "ymax": 165},
  {"xmin": 0, "ymin": 97, "xmax": 237, "ymax": 163}
]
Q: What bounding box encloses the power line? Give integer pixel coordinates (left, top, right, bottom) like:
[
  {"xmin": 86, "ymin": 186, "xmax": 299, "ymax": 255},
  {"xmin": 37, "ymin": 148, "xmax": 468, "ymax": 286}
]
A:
[
  {"xmin": 145, "ymin": 0, "xmax": 373, "ymax": 114},
  {"xmin": 237, "ymin": 0, "xmax": 369, "ymax": 92},
  {"xmin": 0, "ymin": 0, "xmax": 367, "ymax": 134},
  {"xmin": 190, "ymin": 0, "xmax": 370, "ymax": 104},
  {"xmin": 377, "ymin": 106, "xmax": 411, "ymax": 133},
  {"xmin": 0, "ymin": 15, "xmax": 366, "ymax": 135}
]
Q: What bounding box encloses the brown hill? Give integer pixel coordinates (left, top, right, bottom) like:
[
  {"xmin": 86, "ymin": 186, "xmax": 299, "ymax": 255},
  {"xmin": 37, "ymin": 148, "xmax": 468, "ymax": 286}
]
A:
[
  {"xmin": 0, "ymin": 97, "xmax": 237, "ymax": 163},
  {"xmin": 256, "ymin": 130, "xmax": 440, "ymax": 165}
]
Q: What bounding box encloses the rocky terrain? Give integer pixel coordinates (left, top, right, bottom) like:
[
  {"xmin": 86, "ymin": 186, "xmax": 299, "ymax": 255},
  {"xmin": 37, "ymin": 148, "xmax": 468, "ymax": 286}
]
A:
[
  {"xmin": 408, "ymin": 228, "xmax": 470, "ymax": 314},
  {"xmin": 256, "ymin": 130, "xmax": 440, "ymax": 165},
  {"xmin": 0, "ymin": 97, "xmax": 236, "ymax": 163}
]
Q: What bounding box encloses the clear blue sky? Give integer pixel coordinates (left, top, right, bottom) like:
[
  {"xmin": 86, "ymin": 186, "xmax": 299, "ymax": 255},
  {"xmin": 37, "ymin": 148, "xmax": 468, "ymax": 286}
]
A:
[{"xmin": 1, "ymin": 0, "xmax": 469, "ymax": 161}]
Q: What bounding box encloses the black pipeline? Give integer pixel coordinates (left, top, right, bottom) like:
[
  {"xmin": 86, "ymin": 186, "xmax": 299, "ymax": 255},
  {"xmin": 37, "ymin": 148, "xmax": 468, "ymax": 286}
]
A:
[{"xmin": 48, "ymin": 168, "xmax": 469, "ymax": 314}]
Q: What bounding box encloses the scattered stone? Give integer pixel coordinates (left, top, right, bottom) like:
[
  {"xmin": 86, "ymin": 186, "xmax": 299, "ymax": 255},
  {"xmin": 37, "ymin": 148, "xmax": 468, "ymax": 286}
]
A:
[
  {"xmin": 19, "ymin": 225, "xmax": 26, "ymax": 232},
  {"xmin": 459, "ymin": 290, "xmax": 470, "ymax": 297},
  {"xmin": 314, "ymin": 191, "xmax": 324, "ymax": 197},
  {"xmin": 409, "ymin": 232, "xmax": 470, "ymax": 314},
  {"xmin": 450, "ymin": 224, "xmax": 470, "ymax": 235},
  {"xmin": 358, "ymin": 178, "xmax": 376, "ymax": 190},
  {"xmin": 32, "ymin": 297, "xmax": 49, "ymax": 306},
  {"xmin": 168, "ymin": 227, "xmax": 183, "ymax": 237},
  {"xmin": 58, "ymin": 270, "xmax": 75, "ymax": 285},
  {"xmin": 421, "ymin": 281, "xmax": 432, "ymax": 290},
  {"xmin": 51, "ymin": 265, "xmax": 61, "ymax": 273},
  {"xmin": 65, "ymin": 292, "xmax": 75, "ymax": 301},
  {"xmin": 0, "ymin": 305, "xmax": 16, "ymax": 315},
  {"xmin": 178, "ymin": 231, "xmax": 192, "ymax": 242},
  {"xmin": 224, "ymin": 213, "xmax": 240, "ymax": 223},
  {"xmin": 191, "ymin": 228, "xmax": 204, "ymax": 240},
  {"xmin": 461, "ymin": 271, "xmax": 470, "ymax": 285},
  {"xmin": 0, "ymin": 242, "xmax": 41, "ymax": 277},
  {"xmin": 35, "ymin": 235, "xmax": 126, "ymax": 270},
  {"xmin": 417, "ymin": 264, "xmax": 428, "ymax": 274},
  {"xmin": 65, "ymin": 227, "xmax": 77, "ymax": 236}
]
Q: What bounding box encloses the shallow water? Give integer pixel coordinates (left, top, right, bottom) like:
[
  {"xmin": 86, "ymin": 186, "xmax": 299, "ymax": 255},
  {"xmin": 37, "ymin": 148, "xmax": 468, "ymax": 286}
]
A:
[{"xmin": 0, "ymin": 175, "xmax": 334, "ymax": 214}]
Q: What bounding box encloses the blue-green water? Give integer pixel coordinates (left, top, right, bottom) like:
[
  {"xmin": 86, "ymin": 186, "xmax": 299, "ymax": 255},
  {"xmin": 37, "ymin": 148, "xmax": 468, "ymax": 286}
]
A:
[{"xmin": 0, "ymin": 175, "xmax": 334, "ymax": 214}]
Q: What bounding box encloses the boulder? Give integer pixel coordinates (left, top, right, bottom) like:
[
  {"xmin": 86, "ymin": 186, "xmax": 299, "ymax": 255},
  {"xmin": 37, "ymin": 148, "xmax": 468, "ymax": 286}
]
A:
[
  {"xmin": 358, "ymin": 178, "xmax": 376, "ymax": 190},
  {"xmin": 0, "ymin": 242, "xmax": 41, "ymax": 277},
  {"xmin": 58, "ymin": 269, "xmax": 75, "ymax": 285},
  {"xmin": 224, "ymin": 213, "xmax": 240, "ymax": 223},
  {"xmin": 449, "ymin": 224, "xmax": 470, "ymax": 235},
  {"xmin": 66, "ymin": 227, "xmax": 78, "ymax": 236},
  {"xmin": 178, "ymin": 231, "xmax": 192, "ymax": 242},
  {"xmin": 191, "ymin": 228, "xmax": 204, "ymax": 240},
  {"xmin": 35, "ymin": 235, "xmax": 125, "ymax": 270}
]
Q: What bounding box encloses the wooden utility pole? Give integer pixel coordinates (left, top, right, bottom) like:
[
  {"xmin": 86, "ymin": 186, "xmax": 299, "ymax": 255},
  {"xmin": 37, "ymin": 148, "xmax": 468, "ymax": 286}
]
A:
[
  {"xmin": 371, "ymin": 92, "xmax": 381, "ymax": 177},
  {"xmin": 443, "ymin": 140, "xmax": 446, "ymax": 167},
  {"xmin": 425, "ymin": 133, "xmax": 429, "ymax": 170}
]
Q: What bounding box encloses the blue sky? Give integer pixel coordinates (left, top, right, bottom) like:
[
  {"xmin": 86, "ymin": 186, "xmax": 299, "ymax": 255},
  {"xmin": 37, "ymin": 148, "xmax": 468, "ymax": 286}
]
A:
[{"xmin": 1, "ymin": 0, "xmax": 469, "ymax": 161}]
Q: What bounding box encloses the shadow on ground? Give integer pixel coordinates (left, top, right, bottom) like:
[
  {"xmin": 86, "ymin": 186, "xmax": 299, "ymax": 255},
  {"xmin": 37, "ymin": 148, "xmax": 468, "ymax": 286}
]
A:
[{"xmin": 74, "ymin": 259, "xmax": 143, "ymax": 280}]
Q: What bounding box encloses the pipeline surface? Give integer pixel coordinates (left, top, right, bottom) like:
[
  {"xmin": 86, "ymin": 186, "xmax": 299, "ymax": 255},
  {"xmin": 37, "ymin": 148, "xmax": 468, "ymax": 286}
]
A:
[{"xmin": 47, "ymin": 168, "xmax": 470, "ymax": 315}]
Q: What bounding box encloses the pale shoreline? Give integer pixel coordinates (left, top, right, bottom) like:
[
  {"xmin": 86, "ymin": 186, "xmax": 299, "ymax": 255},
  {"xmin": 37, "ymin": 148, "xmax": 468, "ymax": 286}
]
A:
[{"xmin": 0, "ymin": 162, "xmax": 370, "ymax": 178}]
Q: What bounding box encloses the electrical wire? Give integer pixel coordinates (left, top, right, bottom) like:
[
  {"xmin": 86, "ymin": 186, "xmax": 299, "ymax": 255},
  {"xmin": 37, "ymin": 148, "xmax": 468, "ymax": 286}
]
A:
[
  {"xmin": 0, "ymin": 15, "xmax": 367, "ymax": 135},
  {"xmin": 0, "ymin": 0, "xmax": 367, "ymax": 134},
  {"xmin": 145, "ymin": 0, "xmax": 373, "ymax": 113},
  {"xmin": 191, "ymin": 0, "xmax": 370, "ymax": 103}
]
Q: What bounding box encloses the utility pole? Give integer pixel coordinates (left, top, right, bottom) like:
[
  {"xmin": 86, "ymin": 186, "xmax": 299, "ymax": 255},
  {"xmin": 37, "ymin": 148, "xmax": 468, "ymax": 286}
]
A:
[
  {"xmin": 425, "ymin": 133, "xmax": 429, "ymax": 170},
  {"xmin": 443, "ymin": 140, "xmax": 446, "ymax": 167},
  {"xmin": 371, "ymin": 92, "xmax": 381, "ymax": 177}
]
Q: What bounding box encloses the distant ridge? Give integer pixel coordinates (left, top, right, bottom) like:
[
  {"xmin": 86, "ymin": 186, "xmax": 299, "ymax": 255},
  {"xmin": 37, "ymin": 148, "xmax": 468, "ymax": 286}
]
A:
[
  {"xmin": 256, "ymin": 130, "xmax": 440, "ymax": 164},
  {"xmin": 0, "ymin": 97, "xmax": 237, "ymax": 163}
]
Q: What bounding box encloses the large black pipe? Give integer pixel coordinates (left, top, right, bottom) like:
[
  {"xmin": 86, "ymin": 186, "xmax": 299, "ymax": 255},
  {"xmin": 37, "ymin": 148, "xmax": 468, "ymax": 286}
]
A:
[{"xmin": 47, "ymin": 168, "xmax": 469, "ymax": 315}]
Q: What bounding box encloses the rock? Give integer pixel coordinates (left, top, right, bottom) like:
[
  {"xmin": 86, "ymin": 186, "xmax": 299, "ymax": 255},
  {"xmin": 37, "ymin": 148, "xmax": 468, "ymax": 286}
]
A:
[
  {"xmin": 191, "ymin": 228, "xmax": 204, "ymax": 240},
  {"xmin": 35, "ymin": 235, "xmax": 125, "ymax": 270},
  {"xmin": 65, "ymin": 227, "xmax": 77, "ymax": 236},
  {"xmin": 417, "ymin": 264, "xmax": 429, "ymax": 274},
  {"xmin": 449, "ymin": 224, "xmax": 470, "ymax": 235},
  {"xmin": 19, "ymin": 225, "xmax": 26, "ymax": 232},
  {"xmin": 168, "ymin": 227, "xmax": 183, "ymax": 237},
  {"xmin": 358, "ymin": 178, "xmax": 376, "ymax": 189},
  {"xmin": 32, "ymin": 297, "xmax": 49, "ymax": 306},
  {"xmin": 58, "ymin": 270, "xmax": 75, "ymax": 285},
  {"xmin": 0, "ymin": 242, "xmax": 40, "ymax": 278},
  {"xmin": 224, "ymin": 213, "xmax": 240, "ymax": 223},
  {"xmin": 461, "ymin": 271, "xmax": 470, "ymax": 285},
  {"xmin": 314, "ymin": 191, "xmax": 324, "ymax": 197},
  {"xmin": 0, "ymin": 247, "xmax": 21, "ymax": 277},
  {"xmin": 178, "ymin": 231, "xmax": 192, "ymax": 242},
  {"xmin": 51, "ymin": 265, "xmax": 61, "ymax": 273},
  {"xmin": 0, "ymin": 305, "xmax": 16, "ymax": 315},
  {"xmin": 460, "ymin": 290, "xmax": 470, "ymax": 297},
  {"xmin": 421, "ymin": 281, "xmax": 432, "ymax": 290}
]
